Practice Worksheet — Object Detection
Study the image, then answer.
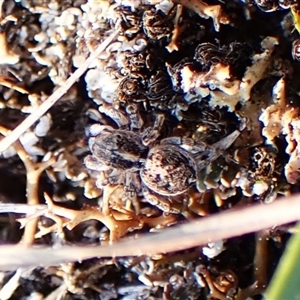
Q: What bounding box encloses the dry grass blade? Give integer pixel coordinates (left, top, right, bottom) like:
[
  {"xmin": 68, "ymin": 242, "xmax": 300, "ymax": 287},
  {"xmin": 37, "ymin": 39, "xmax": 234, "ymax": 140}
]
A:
[
  {"xmin": 0, "ymin": 203, "xmax": 46, "ymax": 214},
  {"xmin": 0, "ymin": 194, "xmax": 300, "ymax": 270},
  {"xmin": 0, "ymin": 29, "xmax": 119, "ymax": 152}
]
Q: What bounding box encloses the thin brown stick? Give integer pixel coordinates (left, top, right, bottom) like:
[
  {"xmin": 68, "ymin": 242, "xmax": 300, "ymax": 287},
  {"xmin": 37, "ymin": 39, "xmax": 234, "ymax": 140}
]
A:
[
  {"xmin": 0, "ymin": 203, "xmax": 46, "ymax": 214},
  {"xmin": 0, "ymin": 29, "xmax": 119, "ymax": 152},
  {"xmin": 0, "ymin": 194, "xmax": 300, "ymax": 270},
  {"xmin": 0, "ymin": 125, "xmax": 55, "ymax": 244},
  {"xmin": 236, "ymin": 230, "xmax": 269, "ymax": 299}
]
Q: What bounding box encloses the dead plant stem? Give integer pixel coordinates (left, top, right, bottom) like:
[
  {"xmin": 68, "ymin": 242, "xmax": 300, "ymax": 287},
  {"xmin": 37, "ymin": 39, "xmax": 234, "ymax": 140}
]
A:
[{"xmin": 0, "ymin": 125, "xmax": 55, "ymax": 244}]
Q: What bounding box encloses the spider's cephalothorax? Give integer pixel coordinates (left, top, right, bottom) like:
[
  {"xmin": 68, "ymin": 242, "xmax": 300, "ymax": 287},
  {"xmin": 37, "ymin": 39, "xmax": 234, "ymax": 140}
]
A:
[
  {"xmin": 85, "ymin": 103, "xmax": 243, "ymax": 213},
  {"xmin": 86, "ymin": 127, "xmax": 148, "ymax": 172}
]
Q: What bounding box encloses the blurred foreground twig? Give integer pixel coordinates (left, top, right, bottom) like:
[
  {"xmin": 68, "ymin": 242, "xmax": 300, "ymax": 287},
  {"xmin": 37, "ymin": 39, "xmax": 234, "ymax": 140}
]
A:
[{"xmin": 0, "ymin": 194, "xmax": 300, "ymax": 270}]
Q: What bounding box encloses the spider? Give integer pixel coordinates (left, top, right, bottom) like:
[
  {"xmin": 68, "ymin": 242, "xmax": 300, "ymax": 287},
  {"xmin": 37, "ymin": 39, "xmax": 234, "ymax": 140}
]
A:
[{"xmin": 84, "ymin": 103, "xmax": 242, "ymax": 213}]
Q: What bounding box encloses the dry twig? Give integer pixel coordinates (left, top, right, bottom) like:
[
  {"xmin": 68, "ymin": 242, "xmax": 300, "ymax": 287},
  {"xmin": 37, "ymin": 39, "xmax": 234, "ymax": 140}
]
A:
[
  {"xmin": 0, "ymin": 193, "xmax": 299, "ymax": 270},
  {"xmin": 16, "ymin": 193, "xmax": 176, "ymax": 241},
  {"xmin": 0, "ymin": 125, "xmax": 55, "ymax": 244}
]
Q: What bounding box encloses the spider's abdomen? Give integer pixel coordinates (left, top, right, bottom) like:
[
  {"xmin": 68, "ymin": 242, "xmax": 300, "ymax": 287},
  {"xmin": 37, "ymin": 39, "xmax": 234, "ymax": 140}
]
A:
[{"xmin": 140, "ymin": 145, "xmax": 197, "ymax": 196}]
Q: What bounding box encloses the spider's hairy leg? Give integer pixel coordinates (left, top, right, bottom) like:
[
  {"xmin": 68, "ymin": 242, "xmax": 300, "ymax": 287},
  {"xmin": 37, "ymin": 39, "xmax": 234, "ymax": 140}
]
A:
[
  {"xmin": 99, "ymin": 102, "xmax": 129, "ymax": 127},
  {"xmin": 89, "ymin": 124, "xmax": 114, "ymax": 137},
  {"xmin": 142, "ymin": 188, "xmax": 180, "ymax": 214},
  {"xmin": 160, "ymin": 136, "xmax": 207, "ymax": 154},
  {"xmin": 194, "ymin": 130, "xmax": 240, "ymax": 170},
  {"xmin": 84, "ymin": 155, "xmax": 110, "ymax": 172},
  {"xmin": 212, "ymin": 130, "xmax": 241, "ymax": 153},
  {"xmin": 142, "ymin": 113, "xmax": 165, "ymax": 146},
  {"xmin": 99, "ymin": 169, "xmax": 124, "ymax": 188},
  {"xmin": 126, "ymin": 103, "xmax": 144, "ymax": 130},
  {"xmin": 123, "ymin": 172, "xmax": 141, "ymax": 213}
]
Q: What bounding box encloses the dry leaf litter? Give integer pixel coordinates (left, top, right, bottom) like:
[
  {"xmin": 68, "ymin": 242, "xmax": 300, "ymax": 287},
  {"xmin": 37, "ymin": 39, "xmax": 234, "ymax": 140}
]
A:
[{"xmin": 0, "ymin": 0, "xmax": 300, "ymax": 299}]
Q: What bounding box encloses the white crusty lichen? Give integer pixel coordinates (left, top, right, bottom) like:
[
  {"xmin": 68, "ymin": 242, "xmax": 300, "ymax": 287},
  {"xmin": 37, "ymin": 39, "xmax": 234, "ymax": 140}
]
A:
[
  {"xmin": 259, "ymin": 77, "xmax": 287, "ymax": 143},
  {"xmin": 75, "ymin": 0, "xmax": 149, "ymax": 107},
  {"xmin": 28, "ymin": 4, "xmax": 83, "ymax": 85},
  {"xmin": 114, "ymin": 0, "xmax": 173, "ymax": 13},
  {"xmin": 179, "ymin": 37, "xmax": 278, "ymax": 111},
  {"xmin": 282, "ymin": 111, "xmax": 300, "ymax": 184},
  {"xmin": 209, "ymin": 36, "xmax": 279, "ymax": 110},
  {"xmin": 172, "ymin": 0, "xmax": 229, "ymax": 32},
  {"xmin": 239, "ymin": 36, "xmax": 279, "ymax": 102},
  {"xmin": 259, "ymin": 77, "xmax": 300, "ymax": 184},
  {"xmin": 180, "ymin": 63, "xmax": 240, "ymax": 99},
  {"xmin": 202, "ymin": 240, "xmax": 224, "ymax": 258}
]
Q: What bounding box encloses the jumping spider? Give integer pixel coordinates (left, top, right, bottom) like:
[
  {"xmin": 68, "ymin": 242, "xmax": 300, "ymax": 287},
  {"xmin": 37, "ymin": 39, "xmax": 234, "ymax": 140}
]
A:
[{"xmin": 84, "ymin": 103, "xmax": 242, "ymax": 213}]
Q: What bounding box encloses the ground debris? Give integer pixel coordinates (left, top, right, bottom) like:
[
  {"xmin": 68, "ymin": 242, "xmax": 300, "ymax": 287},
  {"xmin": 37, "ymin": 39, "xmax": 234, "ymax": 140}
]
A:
[{"xmin": 0, "ymin": 0, "xmax": 299, "ymax": 298}]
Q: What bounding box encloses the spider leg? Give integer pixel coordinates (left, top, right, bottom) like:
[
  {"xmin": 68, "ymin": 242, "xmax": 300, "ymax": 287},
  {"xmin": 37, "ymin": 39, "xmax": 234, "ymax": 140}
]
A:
[
  {"xmin": 99, "ymin": 102, "xmax": 130, "ymax": 127},
  {"xmin": 160, "ymin": 136, "xmax": 207, "ymax": 154},
  {"xmin": 101, "ymin": 169, "xmax": 124, "ymax": 187},
  {"xmin": 195, "ymin": 130, "xmax": 241, "ymax": 171},
  {"xmin": 123, "ymin": 172, "xmax": 141, "ymax": 213},
  {"xmin": 142, "ymin": 187, "xmax": 181, "ymax": 214},
  {"xmin": 211, "ymin": 130, "xmax": 240, "ymax": 153},
  {"xmin": 89, "ymin": 124, "xmax": 114, "ymax": 137},
  {"xmin": 126, "ymin": 103, "xmax": 144, "ymax": 130},
  {"xmin": 142, "ymin": 114, "xmax": 165, "ymax": 146},
  {"xmin": 84, "ymin": 155, "xmax": 110, "ymax": 171}
]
